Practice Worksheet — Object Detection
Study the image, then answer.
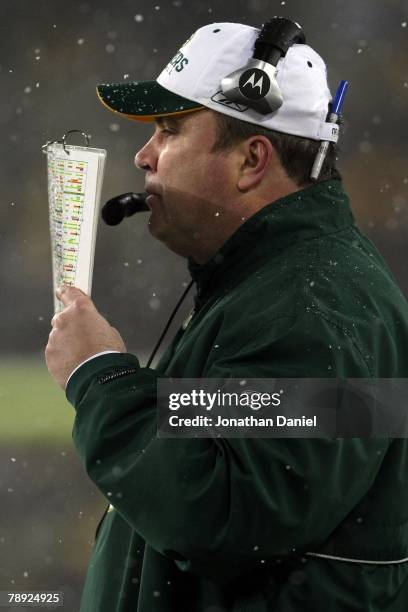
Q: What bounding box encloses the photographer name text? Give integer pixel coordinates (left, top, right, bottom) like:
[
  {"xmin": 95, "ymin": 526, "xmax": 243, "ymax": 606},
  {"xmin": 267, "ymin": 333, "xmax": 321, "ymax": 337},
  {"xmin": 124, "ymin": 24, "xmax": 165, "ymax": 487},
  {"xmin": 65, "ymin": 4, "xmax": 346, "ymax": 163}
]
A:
[{"xmin": 168, "ymin": 415, "xmax": 317, "ymax": 428}]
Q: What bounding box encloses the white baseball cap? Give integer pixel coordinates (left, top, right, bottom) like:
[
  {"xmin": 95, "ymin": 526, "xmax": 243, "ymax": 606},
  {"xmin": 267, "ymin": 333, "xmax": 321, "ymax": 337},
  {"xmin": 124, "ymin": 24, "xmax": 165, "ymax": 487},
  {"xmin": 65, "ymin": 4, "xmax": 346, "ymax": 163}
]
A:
[{"xmin": 97, "ymin": 21, "xmax": 338, "ymax": 142}]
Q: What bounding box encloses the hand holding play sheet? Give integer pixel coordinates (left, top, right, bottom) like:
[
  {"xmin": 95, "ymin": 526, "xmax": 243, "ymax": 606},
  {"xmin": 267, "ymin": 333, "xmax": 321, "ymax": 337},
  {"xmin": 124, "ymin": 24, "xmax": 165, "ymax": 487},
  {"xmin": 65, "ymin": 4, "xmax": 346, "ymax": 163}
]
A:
[{"xmin": 45, "ymin": 285, "xmax": 126, "ymax": 389}]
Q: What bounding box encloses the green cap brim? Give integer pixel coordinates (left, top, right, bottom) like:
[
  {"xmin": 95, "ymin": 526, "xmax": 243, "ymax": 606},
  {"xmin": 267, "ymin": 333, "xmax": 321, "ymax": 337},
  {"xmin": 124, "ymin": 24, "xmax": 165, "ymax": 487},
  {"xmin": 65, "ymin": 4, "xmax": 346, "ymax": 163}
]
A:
[{"xmin": 96, "ymin": 80, "xmax": 204, "ymax": 122}]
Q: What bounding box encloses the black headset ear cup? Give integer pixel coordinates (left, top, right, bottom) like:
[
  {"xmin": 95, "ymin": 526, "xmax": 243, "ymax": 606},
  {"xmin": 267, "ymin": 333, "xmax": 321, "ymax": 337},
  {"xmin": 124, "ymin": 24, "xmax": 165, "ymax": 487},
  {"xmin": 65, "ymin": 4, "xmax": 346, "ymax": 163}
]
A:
[{"xmin": 254, "ymin": 18, "xmax": 305, "ymax": 64}]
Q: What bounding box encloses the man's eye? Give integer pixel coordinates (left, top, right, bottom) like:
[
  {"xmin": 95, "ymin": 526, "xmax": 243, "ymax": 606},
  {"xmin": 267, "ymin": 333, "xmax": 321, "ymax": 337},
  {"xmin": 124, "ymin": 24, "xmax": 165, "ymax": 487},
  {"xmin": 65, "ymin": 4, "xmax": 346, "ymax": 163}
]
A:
[{"xmin": 160, "ymin": 128, "xmax": 175, "ymax": 135}]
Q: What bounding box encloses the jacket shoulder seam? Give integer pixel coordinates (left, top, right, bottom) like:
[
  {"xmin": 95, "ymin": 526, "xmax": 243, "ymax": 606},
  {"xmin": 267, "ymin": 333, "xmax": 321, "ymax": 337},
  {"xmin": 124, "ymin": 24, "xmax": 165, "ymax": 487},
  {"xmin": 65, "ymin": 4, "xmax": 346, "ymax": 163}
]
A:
[{"xmin": 306, "ymin": 309, "xmax": 374, "ymax": 377}]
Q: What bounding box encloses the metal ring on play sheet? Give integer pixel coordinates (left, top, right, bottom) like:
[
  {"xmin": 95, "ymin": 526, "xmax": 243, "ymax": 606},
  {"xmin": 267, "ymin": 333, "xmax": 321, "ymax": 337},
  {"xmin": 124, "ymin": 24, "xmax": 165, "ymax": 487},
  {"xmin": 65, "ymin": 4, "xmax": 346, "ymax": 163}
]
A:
[{"xmin": 41, "ymin": 129, "xmax": 90, "ymax": 155}]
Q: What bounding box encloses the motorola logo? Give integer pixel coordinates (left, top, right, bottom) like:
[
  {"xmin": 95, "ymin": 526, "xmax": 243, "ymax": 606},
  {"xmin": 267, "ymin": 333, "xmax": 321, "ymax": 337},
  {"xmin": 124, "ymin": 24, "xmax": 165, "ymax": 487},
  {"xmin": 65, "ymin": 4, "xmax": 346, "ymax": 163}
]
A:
[{"xmin": 239, "ymin": 68, "xmax": 270, "ymax": 100}]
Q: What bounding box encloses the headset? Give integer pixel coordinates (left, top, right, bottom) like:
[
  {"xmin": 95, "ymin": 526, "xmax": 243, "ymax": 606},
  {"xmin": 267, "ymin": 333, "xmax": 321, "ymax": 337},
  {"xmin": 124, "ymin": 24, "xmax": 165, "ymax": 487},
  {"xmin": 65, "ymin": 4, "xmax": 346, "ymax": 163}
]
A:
[
  {"xmin": 221, "ymin": 17, "xmax": 305, "ymax": 115},
  {"xmin": 102, "ymin": 18, "xmax": 314, "ymax": 225}
]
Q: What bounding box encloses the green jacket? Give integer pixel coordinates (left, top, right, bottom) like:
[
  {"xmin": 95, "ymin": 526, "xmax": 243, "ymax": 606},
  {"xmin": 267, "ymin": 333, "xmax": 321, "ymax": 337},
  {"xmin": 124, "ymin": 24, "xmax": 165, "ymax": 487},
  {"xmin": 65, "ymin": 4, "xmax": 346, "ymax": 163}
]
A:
[{"xmin": 67, "ymin": 180, "xmax": 408, "ymax": 611}]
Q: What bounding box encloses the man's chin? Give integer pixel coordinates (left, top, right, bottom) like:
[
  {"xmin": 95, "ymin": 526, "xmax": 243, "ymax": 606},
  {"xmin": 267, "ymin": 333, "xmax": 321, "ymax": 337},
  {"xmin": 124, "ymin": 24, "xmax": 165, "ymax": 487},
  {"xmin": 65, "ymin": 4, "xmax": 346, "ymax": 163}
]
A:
[
  {"xmin": 147, "ymin": 212, "xmax": 164, "ymax": 238},
  {"xmin": 147, "ymin": 219, "xmax": 189, "ymax": 259}
]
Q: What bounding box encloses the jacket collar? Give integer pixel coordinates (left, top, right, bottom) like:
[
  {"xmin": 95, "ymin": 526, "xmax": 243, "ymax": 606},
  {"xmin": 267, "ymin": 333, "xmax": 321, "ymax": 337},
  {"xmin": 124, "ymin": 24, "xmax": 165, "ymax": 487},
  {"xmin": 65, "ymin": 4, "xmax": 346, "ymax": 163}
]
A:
[{"xmin": 188, "ymin": 179, "xmax": 354, "ymax": 303}]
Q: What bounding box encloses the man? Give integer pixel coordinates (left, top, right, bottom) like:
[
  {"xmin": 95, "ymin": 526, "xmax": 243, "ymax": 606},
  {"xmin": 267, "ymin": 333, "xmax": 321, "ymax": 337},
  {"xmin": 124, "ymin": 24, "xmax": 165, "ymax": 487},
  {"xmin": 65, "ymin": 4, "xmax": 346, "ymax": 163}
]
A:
[{"xmin": 46, "ymin": 20, "xmax": 408, "ymax": 611}]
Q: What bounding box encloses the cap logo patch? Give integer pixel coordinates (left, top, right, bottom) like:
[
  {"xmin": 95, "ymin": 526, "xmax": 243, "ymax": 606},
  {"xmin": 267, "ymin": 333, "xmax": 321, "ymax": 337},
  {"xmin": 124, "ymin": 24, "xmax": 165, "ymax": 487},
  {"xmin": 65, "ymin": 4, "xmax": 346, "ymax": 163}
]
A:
[
  {"xmin": 239, "ymin": 69, "xmax": 270, "ymax": 100},
  {"xmin": 211, "ymin": 91, "xmax": 248, "ymax": 112}
]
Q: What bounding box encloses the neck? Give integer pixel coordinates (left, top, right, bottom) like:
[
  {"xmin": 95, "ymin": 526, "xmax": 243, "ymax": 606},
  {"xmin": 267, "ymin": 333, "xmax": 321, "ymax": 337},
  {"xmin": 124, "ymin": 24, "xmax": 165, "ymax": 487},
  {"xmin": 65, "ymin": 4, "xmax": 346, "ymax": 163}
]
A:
[{"xmin": 190, "ymin": 180, "xmax": 304, "ymax": 265}]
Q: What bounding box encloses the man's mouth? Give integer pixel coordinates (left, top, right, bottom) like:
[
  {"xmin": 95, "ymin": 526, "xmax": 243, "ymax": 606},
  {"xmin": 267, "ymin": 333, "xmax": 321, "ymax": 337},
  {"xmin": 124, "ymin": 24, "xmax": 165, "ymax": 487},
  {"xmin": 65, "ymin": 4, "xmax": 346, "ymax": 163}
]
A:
[
  {"xmin": 145, "ymin": 192, "xmax": 162, "ymax": 210},
  {"xmin": 145, "ymin": 182, "xmax": 162, "ymax": 195},
  {"xmin": 145, "ymin": 185, "xmax": 162, "ymax": 206}
]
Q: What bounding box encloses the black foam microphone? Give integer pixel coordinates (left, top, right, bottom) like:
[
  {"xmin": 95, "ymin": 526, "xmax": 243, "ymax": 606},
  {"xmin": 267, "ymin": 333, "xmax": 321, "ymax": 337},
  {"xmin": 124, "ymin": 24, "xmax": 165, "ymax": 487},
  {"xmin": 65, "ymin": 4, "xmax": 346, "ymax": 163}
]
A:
[{"xmin": 101, "ymin": 192, "xmax": 149, "ymax": 225}]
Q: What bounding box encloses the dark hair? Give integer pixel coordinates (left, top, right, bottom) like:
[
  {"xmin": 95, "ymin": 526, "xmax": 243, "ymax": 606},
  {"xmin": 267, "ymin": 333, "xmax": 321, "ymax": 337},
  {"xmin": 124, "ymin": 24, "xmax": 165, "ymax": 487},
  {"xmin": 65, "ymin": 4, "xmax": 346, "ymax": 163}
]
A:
[{"xmin": 211, "ymin": 111, "xmax": 342, "ymax": 187}]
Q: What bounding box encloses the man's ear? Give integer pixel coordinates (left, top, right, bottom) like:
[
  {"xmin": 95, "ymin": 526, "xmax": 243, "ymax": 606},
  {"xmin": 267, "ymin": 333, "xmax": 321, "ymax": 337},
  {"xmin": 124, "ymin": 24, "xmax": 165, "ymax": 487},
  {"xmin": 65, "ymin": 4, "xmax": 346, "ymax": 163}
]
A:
[{"xmin": 236, "ymin": 136, "xmax": 276, "ymax": 192}]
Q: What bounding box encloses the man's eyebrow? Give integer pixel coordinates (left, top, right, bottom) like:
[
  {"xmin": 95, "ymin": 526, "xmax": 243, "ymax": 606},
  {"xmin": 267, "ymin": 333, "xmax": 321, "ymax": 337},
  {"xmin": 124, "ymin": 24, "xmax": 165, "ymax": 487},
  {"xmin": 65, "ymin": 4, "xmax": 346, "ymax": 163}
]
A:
[{"xmin": 155, "ymin": 116, "xmax": 181, "ymax": 128}]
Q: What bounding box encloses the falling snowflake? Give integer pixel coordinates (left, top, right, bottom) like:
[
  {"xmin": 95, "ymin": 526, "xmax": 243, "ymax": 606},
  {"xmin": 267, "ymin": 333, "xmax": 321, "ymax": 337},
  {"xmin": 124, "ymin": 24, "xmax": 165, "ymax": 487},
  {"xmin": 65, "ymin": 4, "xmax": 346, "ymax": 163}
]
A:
[
  {"xmin": 359, "ymin": 141, "xmax": 372, "ymax": 154},
  {"xmin": 149, "ymin": 297, "xmax": 161, "ymax": 311},
  {"xmin": 386, "ymin": 218, "xmax": 398, "ymax": 231}
]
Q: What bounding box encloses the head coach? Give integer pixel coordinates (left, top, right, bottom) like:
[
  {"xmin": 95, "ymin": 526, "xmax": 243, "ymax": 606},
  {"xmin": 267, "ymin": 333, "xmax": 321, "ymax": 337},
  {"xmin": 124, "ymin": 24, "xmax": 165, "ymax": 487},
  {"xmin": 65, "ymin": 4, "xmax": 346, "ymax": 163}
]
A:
[{"xmin": 46, "ymin": 18, "xmax": 408, "ymax": 612}]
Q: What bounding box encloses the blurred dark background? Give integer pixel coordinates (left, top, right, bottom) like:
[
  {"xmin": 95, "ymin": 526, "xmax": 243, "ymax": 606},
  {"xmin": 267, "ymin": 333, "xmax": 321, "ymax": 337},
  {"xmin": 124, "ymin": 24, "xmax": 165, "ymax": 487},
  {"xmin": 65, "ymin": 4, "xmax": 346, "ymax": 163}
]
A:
[{"xmin": 0, "ymin": 0, "xmax": 407, "ymax": 609}]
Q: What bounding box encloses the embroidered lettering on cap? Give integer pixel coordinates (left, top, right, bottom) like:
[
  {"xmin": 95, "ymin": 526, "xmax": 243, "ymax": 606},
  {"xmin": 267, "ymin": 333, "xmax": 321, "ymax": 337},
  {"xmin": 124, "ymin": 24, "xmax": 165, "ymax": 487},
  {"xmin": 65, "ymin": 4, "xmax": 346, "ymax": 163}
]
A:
[{"xmin": 164, "ymin": 51, "xmax": 189, "ymax": 75}]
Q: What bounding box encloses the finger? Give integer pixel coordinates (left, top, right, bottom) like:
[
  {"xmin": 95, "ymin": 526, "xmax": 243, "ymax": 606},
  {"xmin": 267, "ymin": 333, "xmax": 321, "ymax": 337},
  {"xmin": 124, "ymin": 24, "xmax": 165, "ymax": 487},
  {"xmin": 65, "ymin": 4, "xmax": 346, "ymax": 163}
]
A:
[{"xmin": 56, "ymin": 285, "xmax": 87, "ymax": 307}]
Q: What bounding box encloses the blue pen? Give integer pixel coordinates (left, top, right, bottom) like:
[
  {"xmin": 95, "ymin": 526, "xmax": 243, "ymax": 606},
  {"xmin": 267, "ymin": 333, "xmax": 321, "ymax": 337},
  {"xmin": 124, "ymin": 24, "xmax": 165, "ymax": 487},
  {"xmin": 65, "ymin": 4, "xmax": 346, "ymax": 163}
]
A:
[{"xmin": 310, "ymin": 80, "xmax": 349, "ymax": 180}]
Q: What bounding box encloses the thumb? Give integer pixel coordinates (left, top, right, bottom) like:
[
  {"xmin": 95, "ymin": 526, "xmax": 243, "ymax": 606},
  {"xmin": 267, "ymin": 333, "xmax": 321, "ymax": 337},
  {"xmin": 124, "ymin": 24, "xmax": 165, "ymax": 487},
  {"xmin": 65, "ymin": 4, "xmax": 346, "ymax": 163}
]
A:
[
  {"xmin": 111, "ymin": 326, "xmax": 127, "ymax": 352},
  {"xmin": 56, "ymin": 285, "xmax": 88, "ymax": 307}
]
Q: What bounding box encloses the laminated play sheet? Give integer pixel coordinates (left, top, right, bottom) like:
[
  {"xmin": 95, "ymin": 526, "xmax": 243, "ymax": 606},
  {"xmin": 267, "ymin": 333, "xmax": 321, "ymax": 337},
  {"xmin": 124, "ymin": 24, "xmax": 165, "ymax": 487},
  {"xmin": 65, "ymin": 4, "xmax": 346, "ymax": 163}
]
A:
[{"xmin": 44, "ymin": 140, "xmax": 106, "ymax": 312}]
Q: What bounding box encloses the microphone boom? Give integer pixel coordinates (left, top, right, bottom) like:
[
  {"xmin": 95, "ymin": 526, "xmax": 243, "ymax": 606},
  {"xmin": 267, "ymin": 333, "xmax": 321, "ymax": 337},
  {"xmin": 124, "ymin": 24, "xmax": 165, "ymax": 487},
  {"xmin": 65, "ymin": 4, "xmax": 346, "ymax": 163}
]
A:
[{"xmin": 102, "ymin": 192, "xmax": 149, "ymax": 225}]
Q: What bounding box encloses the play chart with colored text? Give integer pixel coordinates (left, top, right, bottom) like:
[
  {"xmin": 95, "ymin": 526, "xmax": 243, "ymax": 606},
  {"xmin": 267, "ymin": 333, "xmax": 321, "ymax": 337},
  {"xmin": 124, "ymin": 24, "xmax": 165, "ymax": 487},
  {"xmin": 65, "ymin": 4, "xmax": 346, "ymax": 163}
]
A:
[{"xmin": 45, "ymin": 142, "xmax": 106, "ymax": 312}]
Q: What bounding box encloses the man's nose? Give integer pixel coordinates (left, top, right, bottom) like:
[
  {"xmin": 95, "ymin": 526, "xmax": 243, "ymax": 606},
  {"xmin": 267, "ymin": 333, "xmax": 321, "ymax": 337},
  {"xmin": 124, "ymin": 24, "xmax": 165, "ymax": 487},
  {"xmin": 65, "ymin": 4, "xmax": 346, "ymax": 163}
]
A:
[{"xmin": 134, "ymin": 137, "xmax": 157, "ymax": 172}]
